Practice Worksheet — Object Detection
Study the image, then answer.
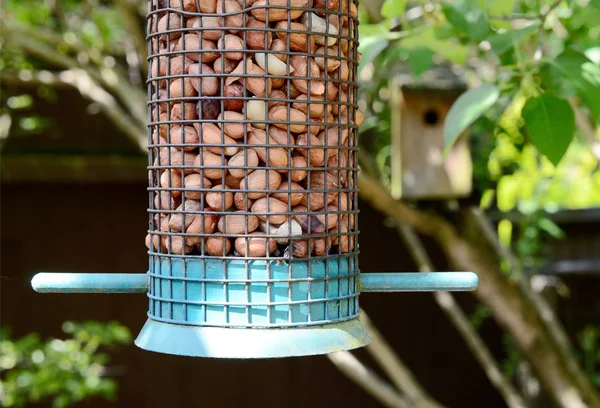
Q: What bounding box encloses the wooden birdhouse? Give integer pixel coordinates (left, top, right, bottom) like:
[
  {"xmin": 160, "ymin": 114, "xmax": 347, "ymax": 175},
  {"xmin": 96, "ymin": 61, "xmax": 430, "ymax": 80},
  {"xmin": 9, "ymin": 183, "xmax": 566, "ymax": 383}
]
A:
[{"xmin": 389, "ymin": 65, "xmax": 473, "ymax": 200}]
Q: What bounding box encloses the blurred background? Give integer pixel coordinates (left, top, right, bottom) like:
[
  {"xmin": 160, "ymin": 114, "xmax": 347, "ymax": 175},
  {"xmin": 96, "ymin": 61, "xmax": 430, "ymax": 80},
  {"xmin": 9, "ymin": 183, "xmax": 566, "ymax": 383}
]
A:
[{"xmin": 1, "ymin": 0, "xmax": 600, "ymax": 407}]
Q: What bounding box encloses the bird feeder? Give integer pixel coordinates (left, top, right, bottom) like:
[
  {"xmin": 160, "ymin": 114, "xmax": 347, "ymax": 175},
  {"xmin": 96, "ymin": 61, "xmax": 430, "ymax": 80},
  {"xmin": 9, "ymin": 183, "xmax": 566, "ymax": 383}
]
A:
[{"xmin": 31, "ymin": 0, "xmax": 477, "ymax": 359}]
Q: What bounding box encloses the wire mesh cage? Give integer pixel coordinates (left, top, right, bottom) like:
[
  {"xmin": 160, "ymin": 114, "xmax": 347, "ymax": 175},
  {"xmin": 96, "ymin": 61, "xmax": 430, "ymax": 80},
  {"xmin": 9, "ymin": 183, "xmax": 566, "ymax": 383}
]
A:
[
  {"xmin": 31, "ymin": 0, "xmax": 478, "ymax": 360},
  {"xmin": 145, "ymin": 0, "xmax": 362, "ymax": 334}
]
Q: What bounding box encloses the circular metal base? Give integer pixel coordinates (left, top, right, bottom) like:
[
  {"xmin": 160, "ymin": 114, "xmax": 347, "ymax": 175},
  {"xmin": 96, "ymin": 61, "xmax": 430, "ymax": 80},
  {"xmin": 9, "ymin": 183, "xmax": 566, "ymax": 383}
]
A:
[{"xmin": 134, "ymin": 317, "xmax": 371, "ymax": 358}]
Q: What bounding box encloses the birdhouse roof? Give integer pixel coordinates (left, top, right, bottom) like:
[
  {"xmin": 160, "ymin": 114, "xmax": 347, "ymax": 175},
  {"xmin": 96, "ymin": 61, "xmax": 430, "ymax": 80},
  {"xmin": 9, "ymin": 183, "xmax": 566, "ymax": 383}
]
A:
[{"xmin": 395, "ymin": 63, "xmax": 467, "ymax": 93}]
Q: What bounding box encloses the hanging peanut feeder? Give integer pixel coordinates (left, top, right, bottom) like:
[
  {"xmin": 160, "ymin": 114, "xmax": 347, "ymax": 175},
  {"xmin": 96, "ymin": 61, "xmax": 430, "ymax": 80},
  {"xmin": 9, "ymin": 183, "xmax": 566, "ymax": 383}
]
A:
[{"xmin": 31, "ymin": 0, "xmax": 478, "ymax": 359}]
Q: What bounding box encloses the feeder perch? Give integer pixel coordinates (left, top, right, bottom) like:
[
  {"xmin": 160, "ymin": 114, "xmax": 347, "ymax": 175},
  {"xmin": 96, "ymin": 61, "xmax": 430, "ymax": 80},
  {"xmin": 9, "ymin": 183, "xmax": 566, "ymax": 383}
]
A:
[{"xmin": 31, "ymin": 0, "xmax": 478, "ymax": 359}]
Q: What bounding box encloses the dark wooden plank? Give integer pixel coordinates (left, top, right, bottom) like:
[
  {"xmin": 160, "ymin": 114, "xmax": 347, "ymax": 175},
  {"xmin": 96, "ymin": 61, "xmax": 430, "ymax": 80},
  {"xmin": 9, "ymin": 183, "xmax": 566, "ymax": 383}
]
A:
[{"xmin": 1, "ymin": 154, "xmax": 147, "ymax": 183}]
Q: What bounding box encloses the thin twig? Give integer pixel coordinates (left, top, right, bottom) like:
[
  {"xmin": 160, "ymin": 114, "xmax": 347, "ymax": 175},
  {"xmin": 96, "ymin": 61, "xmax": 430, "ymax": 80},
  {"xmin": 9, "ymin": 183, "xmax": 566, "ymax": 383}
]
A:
[
  {"xmin": 2, "ymin": 29, "xmax": 147, "ymax": 128},
  {"xmin": 396, "ymin": 223, "xmax": 527, "ymax": 408},
  {"xmin": 360, "ymin": 311, "xmax": 446, "ymax": 408},
  {"xmin": 356, "ymin": 169, "xmax": 599, "ymax": 407},
  {"xmin": 569, "ymin": 98, "xmax": 600, "ymax": 161},
  {"xmin": 469, "ymin": 208, "xmax": 600, "ymax": 407},
  {"xmin": 1, "ymin": 70, "xmax": 146, "ymax": 151},
  {"xmin": 327, "ymin": 352, "xmax": 410, "ymax": 408},
  {"xmin": 490, "ymin": 0, "xmax": 562, "ymax": 23},
  {"xmin": 115, "ymin": 0, "xmax": 148, "ymax": 78}
]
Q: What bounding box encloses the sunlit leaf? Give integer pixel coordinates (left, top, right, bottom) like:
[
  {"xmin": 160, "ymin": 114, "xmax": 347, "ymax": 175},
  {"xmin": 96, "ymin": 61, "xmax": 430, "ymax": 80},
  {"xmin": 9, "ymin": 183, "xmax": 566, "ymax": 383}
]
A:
[
  {"xmin": 381, "ymin": 0, "xmax": 408, "ymax": 20},
  {"xmin": 442, "ymin": 0, "xmax": 491, "ymax": 41},
  {"xmin": 487, "ymin": 21, "xmax": 540, "ymax": 55},
  {"xmin": 358, "ymin": 35, "xmax": 389, "ymax": 76},
  {"xmin": 487, "ymin": 0, "xmax": 518, "ymax": 28},
  {"xmin": 359, "ymin": 23, "xmax": 388, "ymax": 38},
  {"xmin": 406, "ymin": 47, "xmax": 435, "ymax": 78},
  {"xmin": 521, "ymin": 94, "xmax": 575, "ymax": 166},
  {"xmin": 401, "ymin": 27, "xmax": 468, "ymax": 64},
  {"xmin": 444, "ymin": 84, "xmax": 500, "ymax": 154},
  {"xmin": 540, "ymin": 49, "xmax": 600, "ymax": 124}
]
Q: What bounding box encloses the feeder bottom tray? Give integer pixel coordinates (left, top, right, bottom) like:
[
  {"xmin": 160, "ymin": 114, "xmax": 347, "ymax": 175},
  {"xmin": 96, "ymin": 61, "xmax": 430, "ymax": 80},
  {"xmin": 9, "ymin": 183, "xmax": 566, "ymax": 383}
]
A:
[
  {"xmin": 135, "ymin": 318, "xmax": 370, "ymax": 358},
  {"xmin": 138, "ymin": 257, "xmax": 367, "ymax": 358}
]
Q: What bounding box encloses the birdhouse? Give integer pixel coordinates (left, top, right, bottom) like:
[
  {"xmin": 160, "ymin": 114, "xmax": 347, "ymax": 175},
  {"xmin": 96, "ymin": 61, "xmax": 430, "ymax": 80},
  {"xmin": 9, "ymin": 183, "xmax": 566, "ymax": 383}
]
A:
[
  {"xmin": 390, "ymin": 65, "xmax": 473, "ymax": 200},
  {"xmin": 30, "ymin": 1, "xmax": 477, "ymax": 359}
]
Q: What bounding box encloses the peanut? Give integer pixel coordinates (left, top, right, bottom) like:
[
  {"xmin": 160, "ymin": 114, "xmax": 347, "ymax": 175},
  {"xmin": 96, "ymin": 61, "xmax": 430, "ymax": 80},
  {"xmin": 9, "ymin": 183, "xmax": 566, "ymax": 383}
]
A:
[
  {"xmin": 203, "ymin": 236, "xmax": 232, "ymax": 256},
  {"xmin": 218, "ymin": 212, "xmax": 259, "ymax": 234},
  {"xmin": 240, "ymin": 169, "xmax": 282, "ymax": 199},
  {"xmin": 183, "ymin": 174, "xmax": 212, "ymax": 200},
  {"xmin": 228, "ymin": 149, "xmax": 259, "ymax": 178},
  {"xmin": 206, "ymin": 184, "xmax": 234, "ymax": 210},
  {"xmin": 234, "ymin": 233, "xmax": 277, "ymax": 257},
  {"xmin": 149, "ymin": 0, "xmax": 362, "ymax": 257},
  {"xmin": 251, "ymin": 197, "xmax": 289, "ymax": 224}
]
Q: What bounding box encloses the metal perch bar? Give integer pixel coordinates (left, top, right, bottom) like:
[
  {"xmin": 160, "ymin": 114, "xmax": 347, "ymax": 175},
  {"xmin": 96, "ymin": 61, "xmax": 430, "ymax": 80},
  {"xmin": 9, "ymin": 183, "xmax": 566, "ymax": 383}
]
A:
[{"xmin": 31, "ymin": 272, "xmax": 477, "ymax": 293}]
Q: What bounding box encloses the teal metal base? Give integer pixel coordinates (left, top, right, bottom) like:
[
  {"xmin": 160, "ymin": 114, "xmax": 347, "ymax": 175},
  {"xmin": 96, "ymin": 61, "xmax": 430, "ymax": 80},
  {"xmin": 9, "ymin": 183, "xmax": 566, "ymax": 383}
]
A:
[{"xmin": 134, "ymin": 317, "xmax": 371, "ymax": 358}]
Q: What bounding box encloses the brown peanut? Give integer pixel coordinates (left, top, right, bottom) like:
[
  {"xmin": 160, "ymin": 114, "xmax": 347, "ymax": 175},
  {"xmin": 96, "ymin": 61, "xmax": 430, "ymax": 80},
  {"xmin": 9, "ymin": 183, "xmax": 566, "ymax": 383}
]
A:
[
  {"xmin": 246, "ymin": 18, "xmax": 273, "ymax": 50},
  {"xmin": 275, "ymin": 22, "xmax": 315, "ymax": 53},
  {"xmin": 186, "ymin": 16, "xmax": 222, "ymax": 41},
  {"xmin": 196, "ymin": 122, "xmax": 240, "ymax": 156},
  {"xmin": 248, "ymin": 128, "xmax": 289, "ymax": 169},
  {"xmin": 206, "ymin": 184, "xmax": 234, "ymax": 211},
  {"xmin": 295, "ymin": 133, "xmax": 325, "ymax": 166},
  {"xmin": 194, "ymin": 150, "xmax": 226, "ymax": 180},
  {"xmin": 240, "ymin": 169, "xmax": 282, "ymax": 199},
  {"xmin": 218, "ymin": 212, "xmax": 259, "ymax": 234},
  {"xmin": 216, "ymin": 0, "xmax": 245, "ymax": 33},
  {"xmin": 272, "ymin": 181, "xmax": 305, "ymax": 206},
  {"xmin": 218, "ymin": 111, "xmax": 246, "ymax": 139},
  {"xmin": 234, "ymin": 233, "xmax": 277, "ymax": 256},
  {"xmin": 228, "ymin": 149, "xmax": 259, "ymax": 178},
  {"xmin": 204, "ymin": 235, "xmax": 232, "ymax": 256},
  {"xmin": 218, "ymin": 34, "xmax": 244, "ymax": 60},
  {"xmin": 251, "ymin": 197, "xmax": 289, "ymax": 224},
  {"xmin": 169, "ymin": 126, "xmax": 199, "ymax": 150},
  {"xmin": 251, "ymin": 0, "xmax": 308, "ymax": 22},
  {"xmin": 269, "ymin": 106, "xmax": 307, "ymax": 134},
  {"xmin": 183, "ymin": 174, "xmax": 212, "ymax": 200}
]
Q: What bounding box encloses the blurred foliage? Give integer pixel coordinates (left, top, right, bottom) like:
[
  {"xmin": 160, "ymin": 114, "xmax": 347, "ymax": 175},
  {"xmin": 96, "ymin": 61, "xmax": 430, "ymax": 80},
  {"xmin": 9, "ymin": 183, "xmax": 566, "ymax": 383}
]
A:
[
  {"xmin": 0, "ymin": 321, "xmax": 131, "ymax": 408},
  {"xmin": 358, "ymin": 0, "xmax": 600, "ymax": 213},
  {"xmin": 577, "ymin": 325, "xmax": 600, "ymax": 387},
  {"xmin": 0, "ymin": 0, "xmax": 144, "ymax": 140},
  {"xmin": 357, "ymin": 0, "xmax": 600, "ymax": 389}
]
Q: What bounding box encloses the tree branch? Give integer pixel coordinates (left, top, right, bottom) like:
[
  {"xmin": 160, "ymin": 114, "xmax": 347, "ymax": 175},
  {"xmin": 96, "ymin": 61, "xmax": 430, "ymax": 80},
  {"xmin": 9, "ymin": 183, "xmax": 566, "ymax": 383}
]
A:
[
  {"xmin": 356, "ymin": 170, "xmax": 600, "ymax": 408},
  {"xmin": 2, "ymin": 29, "xmax": 147, "ymax": 128},
  {"xmin": 569, "ymin": 98, "xmax": 600, "ymax": 161},
  {"xmin": 490, "ymin": 0, "xmax": 562, "ymax": 23},
  {"xmin": 469, "ymin": 208, "xmax": 600, "ymax": 408},
  {"xmin": 395, "ymin": 223, "xmax": 527, "ymax": 408},
  {"xmin": 360, "ymin": 311, "xmax": 446, "ymax": 408},
  {"xmin": 327, "ymin": 352, "xmax": 410, "ymax": 408},
  {"xmin": 1, "ymin": 70, "xmax": 146, "ymax": 151},
  {"xmin": 115, "ymin": 0, "xmax": 148, "ymax": 79}
]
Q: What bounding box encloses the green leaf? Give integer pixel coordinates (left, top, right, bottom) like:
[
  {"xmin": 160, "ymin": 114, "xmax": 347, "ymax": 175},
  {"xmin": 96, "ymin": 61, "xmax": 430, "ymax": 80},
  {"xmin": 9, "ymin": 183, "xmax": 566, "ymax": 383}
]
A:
[
  {"xmin": 442, "ymin": 0, "xmax": 491, "ymax": 41},
  {"xmin": 487, "ymin": 0, "xmax": 518, "ymax": 28},
  {"xmin": 406, "ymin": 47, "xmax": 435, "ymax": 78},
  {"xmin": 444, "ymin": 84, "xmax": 500, "ymax": 154},
  {"xmin": 521, "ymin": 94, "xmax": 575, "ymax": 166},
  {"xmin": 401, "ymin": 27, "xmax": 468, "ymax": 64},
  {"xmin": 487, "ymin": 22, "xmax": 540, "ymax": 55},
  {"xmin": 357, "ymin": 35, "xmax": 389, "ymax": 76},
  {"xmin": 540, "ymin": 50, "xmax": 600, "ymax": 124},
  {"xmin": 381, "ymin": 0, "xmax": 408, "ymax": 20},
  {"xmin": 359, "ymin": 23, "xmax": 388, "ymax": 39}
]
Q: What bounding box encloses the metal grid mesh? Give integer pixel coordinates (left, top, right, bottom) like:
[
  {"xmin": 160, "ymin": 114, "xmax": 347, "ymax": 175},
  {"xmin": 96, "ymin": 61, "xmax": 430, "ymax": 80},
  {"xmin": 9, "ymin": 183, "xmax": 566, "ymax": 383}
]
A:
[{"xmin": 146, "ymin": 0, "xmax": 361, "ymax": 327}]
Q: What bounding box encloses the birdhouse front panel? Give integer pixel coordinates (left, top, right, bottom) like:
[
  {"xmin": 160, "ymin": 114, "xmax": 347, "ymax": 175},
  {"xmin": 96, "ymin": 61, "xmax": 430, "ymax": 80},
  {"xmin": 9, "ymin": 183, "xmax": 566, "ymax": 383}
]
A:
[{"xmin": 392, "ymin": 88, "xmax": 473, "ymax": 201}]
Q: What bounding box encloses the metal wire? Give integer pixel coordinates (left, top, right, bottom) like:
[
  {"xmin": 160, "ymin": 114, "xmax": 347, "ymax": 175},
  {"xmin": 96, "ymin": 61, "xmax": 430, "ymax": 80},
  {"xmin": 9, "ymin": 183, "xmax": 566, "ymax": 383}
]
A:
[{"xmin": 146, "ymin": 0, "xmax": 360, "ymax": 327}]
